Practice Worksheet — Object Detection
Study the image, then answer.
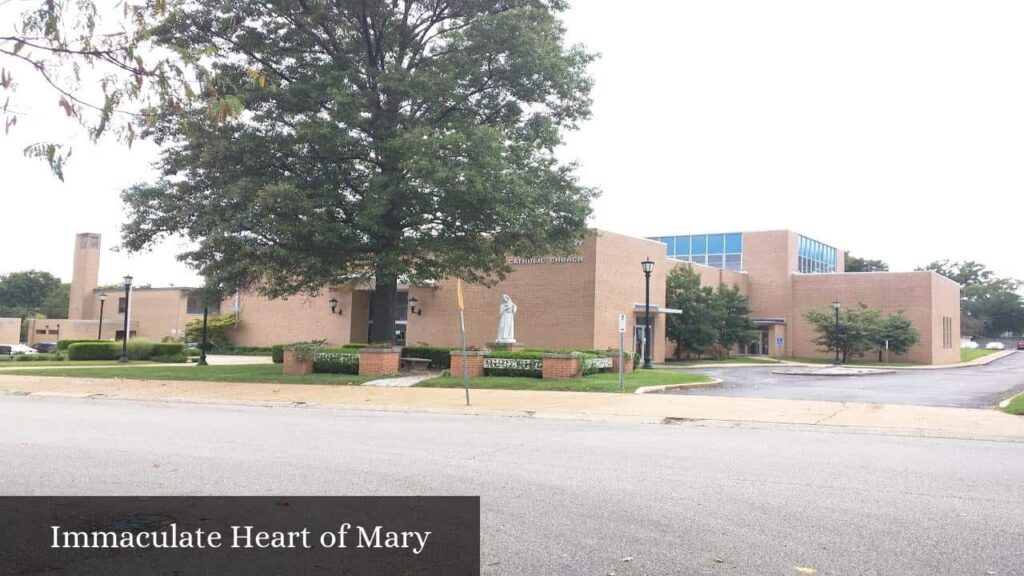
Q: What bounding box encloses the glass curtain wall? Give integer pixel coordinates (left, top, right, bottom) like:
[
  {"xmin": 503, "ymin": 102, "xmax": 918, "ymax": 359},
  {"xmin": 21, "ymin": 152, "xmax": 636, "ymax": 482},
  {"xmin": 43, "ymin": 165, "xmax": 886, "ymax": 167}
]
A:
[{"xmin": 650, "ymin": 233, "xmax": 743, "ymax": 272}]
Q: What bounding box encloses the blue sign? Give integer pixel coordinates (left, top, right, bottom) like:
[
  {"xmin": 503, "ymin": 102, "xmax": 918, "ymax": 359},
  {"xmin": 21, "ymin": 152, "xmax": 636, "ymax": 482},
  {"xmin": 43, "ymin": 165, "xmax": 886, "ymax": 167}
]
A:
[{"xmin": 776, "ymin": 336, "xmax": 784, "ymax": 346}]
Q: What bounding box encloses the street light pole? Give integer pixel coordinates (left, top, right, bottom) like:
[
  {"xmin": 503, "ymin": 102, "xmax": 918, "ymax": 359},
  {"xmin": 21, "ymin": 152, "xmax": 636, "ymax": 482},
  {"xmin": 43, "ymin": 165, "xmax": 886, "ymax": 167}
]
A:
[
  {"xmin": 119, "ymin": 275, "xmax": 133, "ymax": 364},
  {"xmin": 642, "ymin": 257, "xmax": 655, "ymax": 369},
  {"xmin": 198, "ymin": 303, "xmax": 210, "ymax": 366},
  {"xmin": 97, "ymin": 293, "xmax": 107, "ymax": 339},
  {"xmin": 832, "ymin": 299, "xmax": 841, "ymax": 364}
]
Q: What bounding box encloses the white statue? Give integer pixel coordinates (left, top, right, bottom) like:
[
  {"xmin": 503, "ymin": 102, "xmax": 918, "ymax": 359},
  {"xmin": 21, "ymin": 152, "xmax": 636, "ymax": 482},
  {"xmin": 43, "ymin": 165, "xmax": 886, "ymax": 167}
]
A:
[{"xmin": 496, "ymin": 294, "xmax": 518, "ymax": 343}]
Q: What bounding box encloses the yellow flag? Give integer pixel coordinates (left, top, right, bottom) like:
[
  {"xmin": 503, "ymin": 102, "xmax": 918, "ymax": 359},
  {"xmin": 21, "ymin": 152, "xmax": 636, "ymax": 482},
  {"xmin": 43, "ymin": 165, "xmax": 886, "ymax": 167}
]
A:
[{"xmin": 456, "ymin": 279, "xmax": 465, "ymax": 310}]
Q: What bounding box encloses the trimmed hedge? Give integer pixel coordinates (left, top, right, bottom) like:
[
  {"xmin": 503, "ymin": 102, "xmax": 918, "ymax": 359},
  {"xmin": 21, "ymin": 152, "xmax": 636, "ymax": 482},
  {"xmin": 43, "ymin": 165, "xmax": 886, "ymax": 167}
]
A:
[
  {"xmin": 313, "ymin": 352, "xmax": 359, "ymax": 374},
  {"xmin": 272, "ymin": 344, "xmax": 286, "ymax": 364},
  {"xmin": 67, "ymin": 342, "xmax": 118, "ymax": 360},
  {"xmin": 57, "ymin": 339, "xmax": 109, "ymax": 351},
  {"xmin": 12, "ymin": 353, "xmax": 65, "ymax": 362},
  {"xmin": 208, "ymin": 346, "xmax": 273, "ymax": 356},
  {"xmin": 152, "ymin": 352, "xmax": 188, "ymax": 364},
  {"xmin": 151, "ymin": 342, "xmax": 185, "ymax": 356},
  {"xmin": 402, "ymin": 346, "xmax": 454, "ymax": 369},
  {"xmin": 274, "ymin": 342, "xmax": 365, "ymax": 364},
  {"xmin": 66, "ymin": 339, "xmax": 165, "ymax": 361}
]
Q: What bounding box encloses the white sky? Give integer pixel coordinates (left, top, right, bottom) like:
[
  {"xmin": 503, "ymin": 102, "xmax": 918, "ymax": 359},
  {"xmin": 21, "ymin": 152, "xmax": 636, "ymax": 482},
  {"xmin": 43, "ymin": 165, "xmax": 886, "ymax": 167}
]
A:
[{"xmin": 2, "ymin": 0, "xmax": 1023, "ymax": 287}]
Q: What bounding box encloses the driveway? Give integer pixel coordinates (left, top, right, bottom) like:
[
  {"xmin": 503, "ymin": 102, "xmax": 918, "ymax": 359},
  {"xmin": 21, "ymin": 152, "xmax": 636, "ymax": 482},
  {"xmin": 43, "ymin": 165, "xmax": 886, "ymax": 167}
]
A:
[{"xmin": 667, "ymin": 351, "xmax": 1024, "ymax": 408}]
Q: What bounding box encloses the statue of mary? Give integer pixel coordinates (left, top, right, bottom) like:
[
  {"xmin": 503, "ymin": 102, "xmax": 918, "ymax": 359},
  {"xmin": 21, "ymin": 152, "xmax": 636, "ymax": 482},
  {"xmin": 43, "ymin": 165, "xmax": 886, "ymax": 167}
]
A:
[{"xmin": 496, "ymin": 294, "xmax": 518, "ymax": 343}]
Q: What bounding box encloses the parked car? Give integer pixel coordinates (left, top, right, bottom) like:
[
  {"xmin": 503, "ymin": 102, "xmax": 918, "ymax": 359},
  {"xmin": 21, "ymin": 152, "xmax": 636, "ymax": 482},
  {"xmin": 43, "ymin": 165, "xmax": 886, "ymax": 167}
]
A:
[
  {"xmin": 31, "ymin": 342, "xmax": 57, "ymax": 353},
  {"xmin": 985, "ymin": 341, "xmax": 1006, "ymax": 350},
  {"xmin": 960, "ymin": 340, "xmax": 979, "ymax": 349},
  {"xmin": 8, "ymin": 344, "xmax": 38, "ymax": 354},
  {"xmin": 1017, "ymin": 340, "xmax": 1024, "ymax": 350}
]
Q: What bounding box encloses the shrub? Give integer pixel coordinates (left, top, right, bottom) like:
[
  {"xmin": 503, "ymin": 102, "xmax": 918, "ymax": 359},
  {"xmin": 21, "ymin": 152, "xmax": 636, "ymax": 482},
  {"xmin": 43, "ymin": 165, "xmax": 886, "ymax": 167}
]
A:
[
  {"xmin": 14, "ymin": 353, "xmax": 65, "ymax": 362},
  {"xmin": 151, "ymin": 352, "xmax": 188, "ymax": 363},
  {"xmin": 57, "ymin": 339, "xmax": 108, "ymax": 351},
  {"xmin": 151, "ymin": 342, "xmax": 185, "ymax": 357},
  {"xmin": 706, "ymin": 343, "xmax": 729, "ymax": 360},
  {"xmin": 313, "ymin": 352, "xmax": 359, "ymax": 374},
  {"xmin": 273, "ymin": 340, "xmax": 328, "ymax": 363},
  {"xmin": 184, "ymin": 313, "xmax": 237, "ymax": 347},
  {"xmin": 402, "ymin": 346, "xmax": 454, "ymax": 369},
  {"xmin": 185, "ymin": 348, "xmax": 202, "ymax": 358},
  {"xmin": 487, "ymin": 350, "xmax": 545, "ymax": 360},
  {"xmin": 126, "ymin": 339, "xmax": 156, "ymax": 360},
  {"xmin": 67, "ymin": 342, "xmax": 119, "ymax": 361},
  {"xmin": 287, "ymin": 342, "xmax": 319, "ymax": 362},
  {"xmin": 208, "ymin": 346, "xmax": 273, "ymax": 356}
]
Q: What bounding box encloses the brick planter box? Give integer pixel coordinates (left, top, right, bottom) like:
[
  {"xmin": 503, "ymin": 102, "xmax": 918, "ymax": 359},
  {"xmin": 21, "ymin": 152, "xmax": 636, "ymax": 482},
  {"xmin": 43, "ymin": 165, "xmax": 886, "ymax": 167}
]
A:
[
  {"xmin": 542, "ymin": 354, "xmax": 581, "ymax": 380},
  {"xmin": 358, "ymin": 347, "xmax": 402, "ymax": 376},
  {"xmin": 282, "ymin": 349, "xmax": 314, "ymax": 375},
  {"xmin": 450, "ymin": 350, "xmax": 487, "ymax": 378},
  {"xmin": 611, "ymin": 354, "xmax": 634, "ymax": 374}
]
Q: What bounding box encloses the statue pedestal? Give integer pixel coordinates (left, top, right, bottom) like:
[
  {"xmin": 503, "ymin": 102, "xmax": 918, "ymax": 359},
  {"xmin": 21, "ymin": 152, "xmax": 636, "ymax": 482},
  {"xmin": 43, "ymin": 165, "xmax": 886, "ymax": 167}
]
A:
[{"xmin": 488, "ymin": 341, "xmax": 524, "ymax": 352}]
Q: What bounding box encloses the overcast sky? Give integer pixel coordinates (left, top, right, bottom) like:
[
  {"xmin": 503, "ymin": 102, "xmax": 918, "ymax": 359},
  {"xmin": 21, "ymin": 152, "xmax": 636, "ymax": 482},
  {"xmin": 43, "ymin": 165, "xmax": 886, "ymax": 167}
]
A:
[{"xmin": 2, "ymin": 0, "xmax": 1023, "ymax": 288}]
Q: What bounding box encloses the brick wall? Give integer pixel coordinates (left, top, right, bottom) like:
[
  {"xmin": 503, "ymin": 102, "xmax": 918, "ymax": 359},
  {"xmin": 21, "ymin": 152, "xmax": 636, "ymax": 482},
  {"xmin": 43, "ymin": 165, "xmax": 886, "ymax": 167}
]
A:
[
  {"xmin": 228, "ymin": 289, "xmax": 355, "ymax": 347},
  {"xmin": 406, "ymin": 234, "xmax": 598, "ymax": 350},
  {"xmin": 789, "ymin": 271, "xmax": 960, "ymax": 364},
  {"xmin": 449, "ymin": 352, "xmax": 485, "ymax": 378},
  {"xmin": 358, "ymin": 349, "xmax": 401, "ymax": 376},
  {"xmin": 0, "ymin": 318, "xmax": 20, "ymax": 344},
  {"xmin": 542, "ymin": 355, "xmax": 580, "ymax": 379}
]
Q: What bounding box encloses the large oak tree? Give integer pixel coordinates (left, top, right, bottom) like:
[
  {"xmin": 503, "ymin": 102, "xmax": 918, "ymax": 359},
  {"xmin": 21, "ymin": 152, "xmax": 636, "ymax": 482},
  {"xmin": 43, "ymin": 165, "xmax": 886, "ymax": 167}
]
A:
[{"xmin": 121, "ymin": 0, "xmax": 597, "ymax": 343}]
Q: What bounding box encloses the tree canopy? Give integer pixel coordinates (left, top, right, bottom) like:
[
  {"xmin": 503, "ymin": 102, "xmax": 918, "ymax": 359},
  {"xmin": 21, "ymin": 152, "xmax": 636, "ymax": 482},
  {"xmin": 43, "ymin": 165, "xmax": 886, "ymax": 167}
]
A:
[
  {"xmin": 2, "ymin": 0, "xmax": 186, "ymax": 179},
  {"xmin": 920, "ymin": 259, "xmax": 1024, "ymax": 337},
  {"xmin": 0, "ymin": 270, "xmax": 69, "ymax": 318},
  {"xmin": 803, "ymin": 304, "xmax": 920, "ymax": 363},
  {"xmin": 845, "ymin": 255, "xmax": 889, "ymax": 273},
  {"xmin": 120, "ymin": 0, "xmax": 597, "ymax": 343},
  {"xmin": 665, "ymin": 265, "xmax": 754, "ymax": 359}
]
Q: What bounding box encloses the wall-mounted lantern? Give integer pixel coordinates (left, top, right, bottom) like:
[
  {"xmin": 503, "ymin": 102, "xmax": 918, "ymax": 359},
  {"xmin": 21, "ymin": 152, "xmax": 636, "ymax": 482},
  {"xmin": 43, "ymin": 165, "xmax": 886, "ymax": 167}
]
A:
[
  {"xmin": 329, "ymin": 297, "xmax": 342, "ymax": 316},
  {"xmin": 409, "ymin": 296, "xmax": 421, "ymax": 316}
]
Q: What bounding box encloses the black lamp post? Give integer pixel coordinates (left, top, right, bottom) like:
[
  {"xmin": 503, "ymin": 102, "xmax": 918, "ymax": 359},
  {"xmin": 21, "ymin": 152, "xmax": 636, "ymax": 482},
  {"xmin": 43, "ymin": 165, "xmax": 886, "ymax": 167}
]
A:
[
  {"xmin": 198, "ymin": 300, "xmax": 210, "ymax": 366},
  {"xmin": 641, "ymin": 257, "xmax": 655, "ymax": 369},
  {"xmin": 118, "ymin": 275, "xmax": 133, "ymax": 364},
  {"xmin": 97, "ymin": 293, "xmax": 107, "ymax": 339},
  {"xmin": 832, "ymin": 299, "xmax": 842, "ymax": 364}
]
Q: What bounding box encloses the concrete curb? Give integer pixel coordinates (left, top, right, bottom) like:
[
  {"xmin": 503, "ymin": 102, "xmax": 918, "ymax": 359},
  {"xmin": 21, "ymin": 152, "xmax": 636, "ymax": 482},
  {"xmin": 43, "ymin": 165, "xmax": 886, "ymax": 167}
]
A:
[{"xmin": 635, "ymin": 378, "xmax": 723, "ymax": 395}]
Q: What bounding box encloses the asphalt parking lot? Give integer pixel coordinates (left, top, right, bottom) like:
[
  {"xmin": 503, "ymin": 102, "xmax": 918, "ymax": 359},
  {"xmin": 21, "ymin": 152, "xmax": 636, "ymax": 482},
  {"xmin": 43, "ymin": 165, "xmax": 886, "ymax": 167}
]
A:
[{"xmin": 668, "ymin": 351, "xmax": 1024, "ymax": 408}]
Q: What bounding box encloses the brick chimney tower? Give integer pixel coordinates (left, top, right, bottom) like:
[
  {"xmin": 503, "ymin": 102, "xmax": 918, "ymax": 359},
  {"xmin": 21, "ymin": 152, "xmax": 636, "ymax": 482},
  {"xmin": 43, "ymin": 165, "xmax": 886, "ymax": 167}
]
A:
[{"xmin": 68, "ymin": 233, "xmax": 101, "ymax": 320}]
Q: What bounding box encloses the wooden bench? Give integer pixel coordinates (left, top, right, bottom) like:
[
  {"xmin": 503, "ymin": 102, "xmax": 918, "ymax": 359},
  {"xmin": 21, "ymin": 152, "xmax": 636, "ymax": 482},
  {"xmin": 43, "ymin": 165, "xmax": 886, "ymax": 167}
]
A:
[{"xmin": 400, "ymin": 357, "xmax": 432, "ymax": 373}]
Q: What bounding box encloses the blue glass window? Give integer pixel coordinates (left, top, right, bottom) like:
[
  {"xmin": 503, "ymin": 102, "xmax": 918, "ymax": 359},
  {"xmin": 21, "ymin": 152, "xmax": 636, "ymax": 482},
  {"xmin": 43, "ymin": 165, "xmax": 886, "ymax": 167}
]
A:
[
  {"xmin": 675, "ymin": 235, "xmax": 690, "ymax": 255},
  {"xmin": 691, "ymin": 235, "xmax": 707, "ymax": 255},
  {"xmin": 725, "ymin": 233, "xmax": 742, "ymax": 253},
  {"xmin": 660, "ymin": 236, "xmax": 674, "ymax": 255},
  {"xmin": 708, "ymin": 234, "xmax": 724, "ymax": 254}
]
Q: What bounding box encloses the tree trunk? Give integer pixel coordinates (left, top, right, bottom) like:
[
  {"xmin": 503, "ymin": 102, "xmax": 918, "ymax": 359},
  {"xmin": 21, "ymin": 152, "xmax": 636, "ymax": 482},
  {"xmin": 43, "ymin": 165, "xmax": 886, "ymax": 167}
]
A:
[{"xmin": 368, "ymin": 274, "xmax": 398, "ymax": 344}]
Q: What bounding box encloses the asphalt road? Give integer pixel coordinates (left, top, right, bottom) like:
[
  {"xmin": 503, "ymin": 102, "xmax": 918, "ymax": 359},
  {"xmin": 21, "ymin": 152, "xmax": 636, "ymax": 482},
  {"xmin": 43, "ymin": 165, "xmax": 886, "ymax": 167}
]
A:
[
  {"xmin": 670, "ymin": 351, "xmax": 1024, "ymax": 408},
  {"xmin": 2, "ymin": 396, "xmax": 1022, "ymax": 575}
]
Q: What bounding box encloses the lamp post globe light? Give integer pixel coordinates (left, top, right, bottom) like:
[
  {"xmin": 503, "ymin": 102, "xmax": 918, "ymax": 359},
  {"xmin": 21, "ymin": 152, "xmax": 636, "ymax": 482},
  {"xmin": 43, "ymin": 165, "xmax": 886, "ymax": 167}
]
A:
[
  {"xmin": 97, "ymin": 293, "xmax": 107, "ymax": 339},
  {"xmin": 641, "ymin": 257, "xmax": 655, "ymax": 369},
  {"xmin": 119, "ymin": 275, "xmax": 133, "ymax": 364},
  {"xmin": 832, "ymin": 299, "xmax": 842, "ymax": 364}
]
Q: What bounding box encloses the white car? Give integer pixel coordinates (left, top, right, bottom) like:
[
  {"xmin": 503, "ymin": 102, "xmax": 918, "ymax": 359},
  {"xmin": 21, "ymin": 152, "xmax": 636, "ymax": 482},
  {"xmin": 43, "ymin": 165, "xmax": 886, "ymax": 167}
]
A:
[
  {"xmin": 960, "ymin": 340, "xmax": 979, "ymax": 349},
  {"xmin": 4, "ymin": 344, "xmax": 38, "ymax": 354},
  {"xmin": 985, "ymin": 342, "xmax": 1006, "ymax": 350}
]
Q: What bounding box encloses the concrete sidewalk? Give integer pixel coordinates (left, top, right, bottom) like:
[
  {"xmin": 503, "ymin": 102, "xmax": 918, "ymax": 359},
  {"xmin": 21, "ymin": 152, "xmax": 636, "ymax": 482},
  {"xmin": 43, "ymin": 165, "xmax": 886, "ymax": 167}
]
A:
[{"xmin": 1, "ymin": 374, "xmax": 1022, "ymax": 441}]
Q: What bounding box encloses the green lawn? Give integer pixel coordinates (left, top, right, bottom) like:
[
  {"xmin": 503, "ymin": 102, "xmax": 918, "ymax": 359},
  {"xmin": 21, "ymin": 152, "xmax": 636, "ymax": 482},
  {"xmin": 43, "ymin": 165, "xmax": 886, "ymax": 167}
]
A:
[
  {"xmin": 664, "ymin": 356, "xmax": 781, "ymax": 366},
  {"xmin": 418, "ymin": 369, "xmax": 712, "ymax": 393},
  {"xmin": 1001, "ymin": 392, "xmax": 1024, "ymax": 416},
  {"xmin": 0, "ymin": 364, "xmax": 375, "ymax": 385},
  {"xmin": 960, "ymin": 348, "xmax": 999, "ymax": 363},
  {"xmin": 0, "ymin": 360, "xmax": 158, "ymax": 368}
]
